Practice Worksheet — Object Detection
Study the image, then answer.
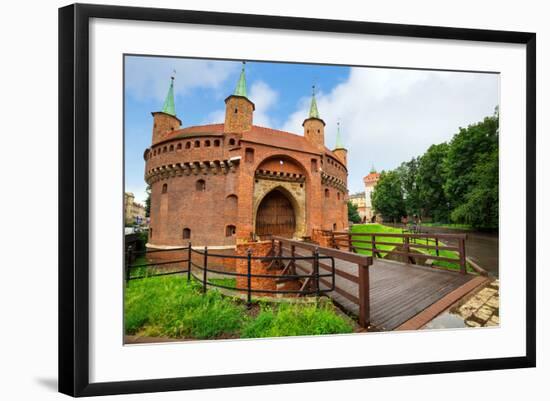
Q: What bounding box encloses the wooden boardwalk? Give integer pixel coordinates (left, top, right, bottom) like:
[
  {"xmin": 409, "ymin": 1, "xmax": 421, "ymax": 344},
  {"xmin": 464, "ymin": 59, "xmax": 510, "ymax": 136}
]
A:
[{"xmin": 291, "ymin": 250, "xmax": 475, "ymax": 331}]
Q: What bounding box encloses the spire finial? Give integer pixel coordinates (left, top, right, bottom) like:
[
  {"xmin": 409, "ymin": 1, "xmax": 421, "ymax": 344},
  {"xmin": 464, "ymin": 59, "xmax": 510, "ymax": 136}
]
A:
[
  {"xmin": 161, "ymin": 74, "xmax": 176, "ymax": 116},
  {"xmin": 335, "ymin": 119, "xmax": 345, "ymax": 149},
  {"xmin": 233, "ymin": 61, "xmax": 248, "ymax": 98},
  {"xmin": 308, "ymin": 84, "xmax": 320, "ymax": 119}
]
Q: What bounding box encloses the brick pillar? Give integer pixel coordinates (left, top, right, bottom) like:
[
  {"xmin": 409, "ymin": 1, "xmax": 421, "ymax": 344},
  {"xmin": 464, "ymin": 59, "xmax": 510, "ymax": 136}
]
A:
[{"xmin": 235, "ymin": 241, "xmax": 276, "ymax": 296}]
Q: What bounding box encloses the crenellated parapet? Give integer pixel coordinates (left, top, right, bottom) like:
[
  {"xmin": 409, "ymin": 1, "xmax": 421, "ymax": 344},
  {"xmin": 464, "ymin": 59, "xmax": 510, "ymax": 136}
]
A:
[
  {"xmin": 321, "ymin": 171, "xmax": 347, "ymax": 193},
  {"xmin": 145, "ymin": 157, "xmax": 241, "ymax": 184},
  {"xmin": 255, "ymin": 169, "xmax": 306, "ymax": 183}
]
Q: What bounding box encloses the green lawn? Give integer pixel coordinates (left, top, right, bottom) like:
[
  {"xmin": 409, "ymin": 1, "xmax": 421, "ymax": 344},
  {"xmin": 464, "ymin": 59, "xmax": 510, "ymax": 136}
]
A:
[
  {"xmin": 125, "ymin": 275, "xmax": 353, "ymax": 340},
  {"xmin": 350, "ymin": 224, "xmax": 473, "ymax": 272},
  {"xmin": 349, "ymin": 224, "xmax": 404, "ymax": 257},
  {"xmin": 421, "ymin": 222, "xmax": 473, "ymax": 230}
]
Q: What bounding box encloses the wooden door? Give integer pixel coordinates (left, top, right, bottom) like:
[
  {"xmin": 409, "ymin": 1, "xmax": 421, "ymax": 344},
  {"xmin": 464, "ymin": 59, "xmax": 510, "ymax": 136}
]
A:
[{"xmin": 256, "ymin": 190, "xmax": 296, "ymax": 238}]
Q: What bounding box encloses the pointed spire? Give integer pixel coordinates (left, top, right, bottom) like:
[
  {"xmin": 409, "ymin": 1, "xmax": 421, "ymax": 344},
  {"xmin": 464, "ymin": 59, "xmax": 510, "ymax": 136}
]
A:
[
  {"xmin": 309, "ymin": 85, "xmax": 320, "ymax": 119},
  {"xmin": 161, "ymin": 75, "xmax": 176, "ymax": 116},
  {"xmin": 233, "ymin": 61, "xmax": 248, "ymax": 98},
  {"xmin": 370, "ymin": 164, "xmax": 377, "ymax": 174},
  {"xmin": 335, "ymin": 121, "xmax": 345, "ymax": 149}
]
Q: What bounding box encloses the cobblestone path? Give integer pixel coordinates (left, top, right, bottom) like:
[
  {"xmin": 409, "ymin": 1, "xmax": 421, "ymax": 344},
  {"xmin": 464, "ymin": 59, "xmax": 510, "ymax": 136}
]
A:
[{"xmin": 451, "ymin": 279, "xmax": 500, "ymax": 327}]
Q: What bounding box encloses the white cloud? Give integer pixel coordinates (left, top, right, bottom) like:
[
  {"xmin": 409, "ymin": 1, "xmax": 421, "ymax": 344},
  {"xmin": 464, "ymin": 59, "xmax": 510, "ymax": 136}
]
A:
[
  {"xmin": 282, "ymin": 67, "xmax": 499, "ymax": 193},
  {"xmin": 204, "ymin": 109, "xmax": 226, "ymax": 125},
  {"xmin": 249, "ymin": 81, "xmax": 279, "ymax": 127},
  {"xmin": 125, "ymin": 56, "xmax": 240, "ymax": 102}
]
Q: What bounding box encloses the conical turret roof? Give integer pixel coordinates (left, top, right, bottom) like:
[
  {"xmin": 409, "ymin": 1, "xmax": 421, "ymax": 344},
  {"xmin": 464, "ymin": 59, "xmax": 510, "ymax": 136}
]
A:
[
  {"xmin": 335, "ymin": 121, "xmax": 345, "ymax": 149},
  {"xmin": 161, "ymin": 76, "xmax": 176, "ymax": 116},
  {"xmin": 308, "ymin": 85, "xmax": 320, "ymax": 119},
  {"xmin": 233, "ymin": 62, "xmax": 248, "ymax": 98}
]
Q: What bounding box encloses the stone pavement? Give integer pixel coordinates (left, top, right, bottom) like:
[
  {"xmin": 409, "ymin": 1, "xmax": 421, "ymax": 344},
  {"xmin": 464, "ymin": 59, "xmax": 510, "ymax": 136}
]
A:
[{"xmin": 451, "ymin": 279, "xmax": 500, "ymax": 327}]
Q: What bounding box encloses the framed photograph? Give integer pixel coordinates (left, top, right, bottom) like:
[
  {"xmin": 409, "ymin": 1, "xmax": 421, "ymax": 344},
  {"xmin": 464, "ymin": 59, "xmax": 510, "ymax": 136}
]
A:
[{"xmin": 58, "ymin": 3, "xmax": 536, "ymax": 397}]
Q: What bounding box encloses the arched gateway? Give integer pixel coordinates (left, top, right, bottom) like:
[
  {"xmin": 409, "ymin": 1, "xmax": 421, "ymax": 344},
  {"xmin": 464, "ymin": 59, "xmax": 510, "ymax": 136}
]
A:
[{"xmin": 255, "ymin": 189, "xmax": 296, "ymax": 238}]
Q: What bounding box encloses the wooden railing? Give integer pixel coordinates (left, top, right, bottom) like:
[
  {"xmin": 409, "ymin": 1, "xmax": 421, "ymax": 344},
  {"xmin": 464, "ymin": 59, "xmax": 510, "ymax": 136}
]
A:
[
  {"xmin": 125, "ymin": 243, "xmax": 336, "ymax": 304},
  {"xmin": 273, "ymin": 236, "xmax": 373, "ymax": 327},
  {"xmin": 329, "ymin": 231, "xmax": 469, "ymax": 275}
]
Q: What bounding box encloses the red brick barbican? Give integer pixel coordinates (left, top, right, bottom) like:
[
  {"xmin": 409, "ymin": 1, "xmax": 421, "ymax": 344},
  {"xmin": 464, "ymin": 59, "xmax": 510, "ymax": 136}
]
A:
[{"xmin": 144, "ymin": 67, "xmax": 349, "ymax": 250}]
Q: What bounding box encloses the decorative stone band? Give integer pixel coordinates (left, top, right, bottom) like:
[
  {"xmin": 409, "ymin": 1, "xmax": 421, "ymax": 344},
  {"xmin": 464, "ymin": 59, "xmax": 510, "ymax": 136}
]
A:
[
  {"xmin": 254, "ymin": 169, "xmax": 306, "ymax": 183},
  {"xmin": 321, "ymin": 171, "xmax": 347, "ymax": 192},
  {"xmin": 145, "ymin": 157, "xmax": 241, "ymax": 184}
]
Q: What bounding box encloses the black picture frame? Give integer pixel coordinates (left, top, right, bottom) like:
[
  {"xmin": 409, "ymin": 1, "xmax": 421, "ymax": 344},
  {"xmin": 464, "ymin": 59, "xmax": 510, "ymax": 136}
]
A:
[{"xmin": 58, "ymin": 3, "xmax": 536, "ymax": 397}]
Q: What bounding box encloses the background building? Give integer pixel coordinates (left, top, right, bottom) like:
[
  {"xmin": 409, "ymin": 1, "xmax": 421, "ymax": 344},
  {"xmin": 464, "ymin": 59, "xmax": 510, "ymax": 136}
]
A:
[
  {"xmin": 124, "ymin": 192, "xmax": 147, "ymax": 226},
  {"xmin": 144, "ymin": 66, "xmax": 349, "ymax": 248},
  {"xmin": 363, "ymin": 171, "xmax": 381, "ymax": 222},
  {"xmin": 348, "ymin": 192, "xmax": 367, "ymax": 222}
]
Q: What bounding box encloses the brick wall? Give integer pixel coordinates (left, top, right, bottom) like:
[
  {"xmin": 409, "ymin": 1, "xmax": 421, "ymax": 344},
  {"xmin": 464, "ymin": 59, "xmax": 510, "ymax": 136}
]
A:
[
  {"xmin": 311, "ymin": 230, "xmax": 333, "ymax": 248},
  {"xmin": 145, "ymin": 123, "xmax": 349, "ymax": 248},
  {"xmin": 235, "ymin": 241, "xmax": 276, "ymax": 296}
]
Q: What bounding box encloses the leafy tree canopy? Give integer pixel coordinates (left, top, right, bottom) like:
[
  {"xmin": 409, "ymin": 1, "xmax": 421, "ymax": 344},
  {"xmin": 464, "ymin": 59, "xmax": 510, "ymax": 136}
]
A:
[
  {"xmin": 370, "ymin": 108, "xmax": 498, "ymax": 230},
  {"xmin": 347, "ymin": 201, "xmax": 362, "ymax": 224},
  {"xmin": 371, "ymin": 171, "xmax": 406, "ymax": 222}
]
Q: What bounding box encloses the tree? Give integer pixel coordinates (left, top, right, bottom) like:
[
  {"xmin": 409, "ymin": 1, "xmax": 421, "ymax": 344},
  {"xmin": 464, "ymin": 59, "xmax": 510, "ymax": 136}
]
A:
[
  {"xmin": 371, "ymin": 171, "xmax": 406, "ymax": 222},
  {"xmin": 396, "ymin": 157, "xmax": 421, "ymax": 217},
  {"xmin": 444, "ymin": 114, "xmax": 499, "ymax": 212},
  {"xmin": 450, "ymin": 150, "xmax": 498, "ymax": 229},
  {"xmin": 347, "ymin": 201, "xmax": 362, "ymax": 224},
  {"xmin": 417, "ymin": 143, "xmax": 450, "ymax": 222},
  {"xmin": 444, "ymin": 111, "xmax": 499, "ymax": 229}
]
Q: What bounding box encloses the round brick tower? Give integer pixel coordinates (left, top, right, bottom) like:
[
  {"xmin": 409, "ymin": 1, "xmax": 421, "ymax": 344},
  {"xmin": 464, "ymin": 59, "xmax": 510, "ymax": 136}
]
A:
[{"xmin": 144, "ymin": 65, "xmax": 349, "ymax": 251}]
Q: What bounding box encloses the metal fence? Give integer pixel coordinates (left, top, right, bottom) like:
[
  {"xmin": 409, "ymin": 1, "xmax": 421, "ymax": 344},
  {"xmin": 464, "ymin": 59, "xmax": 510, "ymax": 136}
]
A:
[{"xmin": 125, "ymin": 243, "xmax": 336, "ymax": 306}]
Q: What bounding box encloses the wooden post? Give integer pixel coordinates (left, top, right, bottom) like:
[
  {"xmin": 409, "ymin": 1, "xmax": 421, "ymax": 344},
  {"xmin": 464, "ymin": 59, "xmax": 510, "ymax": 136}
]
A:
[
  {"xmin": 330, "ymin": 231, "xmax": 336, "ymax": 249},
  {"xmin": 435, "ymin": 238, "xmax": 440, "ymax": 257},
  {"xmin": 404, "ymin": 236, "xmax": 413, "ymax": 264},
  {"xmin": 246, "ymin": 249, "xmax": 252, "ymax": 307},
  {"xmin": 202, "ymin": 246, "xmax": 208, "ymax": 293},
  {"xmin": 358, "ymin": 262, "xmax": 370, "ymax": 328},
  {"xmin": 371, "ymin": 235, "xmax": 376, "ymax": 258},
  {"xmin": 313, "ymin": 248, "xmax": 320, "ymax": 296},
  {"xmin": 125, "ymin": 245, "xmax": 133, "ymax": 286},
  {"xmin": 347, "ymin": 232, "xmax": 353, "ymax": 252},
  {"xmin": 187, "ymin": 242, "xmax": 192, "ymax": 281},
  {"xmin": 458, "ymin": 238, "xmax": 466, "ymax": 275},
  {"xmin": 290, "ymin": 244, "xmax": 296, "ymax": 274}
]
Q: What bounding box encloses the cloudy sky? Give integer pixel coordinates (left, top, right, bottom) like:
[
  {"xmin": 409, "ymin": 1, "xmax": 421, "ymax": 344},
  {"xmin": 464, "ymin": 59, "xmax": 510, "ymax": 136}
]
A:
[{"xmin": 125, "ymin": 55, "xmax": 499, "ymax": 204}]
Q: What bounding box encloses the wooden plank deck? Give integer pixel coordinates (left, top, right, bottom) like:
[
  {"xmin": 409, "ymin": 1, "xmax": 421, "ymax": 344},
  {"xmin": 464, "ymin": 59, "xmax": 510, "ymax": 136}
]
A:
[{"xmin": 291, "ymin": 250, "xmax": 474, "ymax": 331}]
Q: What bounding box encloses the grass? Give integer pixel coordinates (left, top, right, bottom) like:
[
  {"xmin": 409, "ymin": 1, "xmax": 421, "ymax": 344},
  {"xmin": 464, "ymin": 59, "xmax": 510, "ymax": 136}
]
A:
[
  {"xmin": 241, "ymin": 302, "xmax": 353, "ymax": 338},
  {"xmin": 125, "ymin": 276, "xmax": 244, "ymax": 339},
  {"xmin": 421, "ymin": 222, "xmax": 473, "ymax": 230},
  {"xmin": 349, "ymin": 224, "xmax": 406, "ymax": 257},
  {"xmin": 208, "ymin": 277, "xmax": 236, "ymax": 289},
  {"xmin": 349, "ymin": 224, "xmax": 474, "ymax": 272},
  {"xmin": 128, "ymin": 255, "xmax": 150, "ymax": 278},
  {"xmin": 125, "ymin": 275, "xmax": 353, "ymax": 340}
]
